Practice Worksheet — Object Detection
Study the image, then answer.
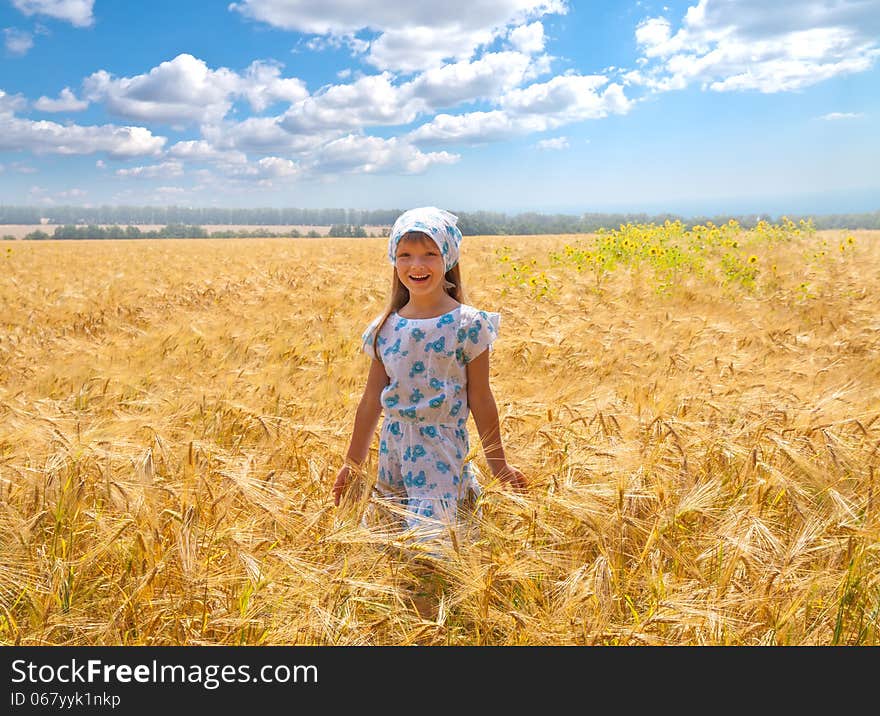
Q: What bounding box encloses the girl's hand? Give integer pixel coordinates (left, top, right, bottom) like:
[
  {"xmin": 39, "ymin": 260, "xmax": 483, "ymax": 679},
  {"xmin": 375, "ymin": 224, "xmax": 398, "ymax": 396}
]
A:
[
  {"xmin": 332, "ymin": 465, "xmax": 351, "ymax": 506},
  {"xmin": 496, "ymin": 463, "xmax": 528, "ymax": 492}
]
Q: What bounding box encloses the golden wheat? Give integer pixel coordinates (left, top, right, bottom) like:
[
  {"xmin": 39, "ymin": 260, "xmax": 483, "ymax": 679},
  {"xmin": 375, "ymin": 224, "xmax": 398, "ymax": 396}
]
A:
[{"xmin": 0, "ymin": 230, "xmax": 878, "ymax": 645}]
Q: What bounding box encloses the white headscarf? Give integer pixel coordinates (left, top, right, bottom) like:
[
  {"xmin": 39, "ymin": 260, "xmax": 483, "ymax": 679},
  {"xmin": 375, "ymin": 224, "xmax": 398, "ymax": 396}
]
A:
[{"xmin": 388, "ymin": 206, "xmax": 463, "ymax": 273}]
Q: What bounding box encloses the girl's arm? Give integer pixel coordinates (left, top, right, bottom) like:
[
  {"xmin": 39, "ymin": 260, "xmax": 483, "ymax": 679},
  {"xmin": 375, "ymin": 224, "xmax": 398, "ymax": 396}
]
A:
[
  {"xmin": 333, "ymin": 358, "xmax": 389, "ymax": 505},
  {"xmin": 466, "ymin": 349, "xmax": 527, "ymax": 490}
]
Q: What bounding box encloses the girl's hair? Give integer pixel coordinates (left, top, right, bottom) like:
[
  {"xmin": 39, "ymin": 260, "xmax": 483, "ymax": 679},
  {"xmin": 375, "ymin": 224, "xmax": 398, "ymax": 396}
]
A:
[{"xmin": 372, "ymin": 231, "xmax": 466, "ymax": 364}]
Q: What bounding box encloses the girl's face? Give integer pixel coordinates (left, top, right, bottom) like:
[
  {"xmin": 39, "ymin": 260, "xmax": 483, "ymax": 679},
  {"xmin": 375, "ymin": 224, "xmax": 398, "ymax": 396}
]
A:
[{"xmin": 395, "ymin": 233, "xmax": 446, "ymax": 296}]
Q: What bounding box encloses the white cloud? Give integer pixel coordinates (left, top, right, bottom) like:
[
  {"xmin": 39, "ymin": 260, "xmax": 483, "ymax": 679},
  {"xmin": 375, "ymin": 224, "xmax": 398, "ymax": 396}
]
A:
[
  {"xmin": 230, "ymin": 0, "xmax": 567, "ymax": 34},
  {"xmin": 535, "ymin": 136, "xmax": 568, "ymax": 150},
  {"xmin": 4, "ymin": 28, "xmax": 33, "ymax": 55},
  {"xmin": 83, "ymin": 54, "xmax": 309, "ymax": 126},
  {"xmin": 34, "ymin": 87, "xmax": 89, "ymax": 112},
  {"xmin": 239, "ymin": 60, "xmax": 309, "ymax": 111},
  {"xmin": 83, "ymin": 54, "xmax": 240, "ymax": 125},
  {"xmin": 179, "ymin": 155, "xmax": 301, "ymax": 188},
  {"xmin": 366, "ymin": 25, "xmax": 496, "ymax": 72},
  {"xmin": 116, "ymin": 160, "xmax": 184, "ymax": 178},
  {"xmin": 168, "ymin": 140, "xmax": 248, "ymax": 166},
  {"xmin": 305, "ymin": 33, "xmax": 369, "ymax": 55},
  {"xmin": 11, "ymin": 0, "xmax": 94, "ymax": 27},
  {"xmin": 407, "ymin": 51, "xmax": 537, "ymax": 109},
  {"xmin": 0, "ymin": 96, "xmax": 165, "ymax": 158},
  {"xmin": 501, "ymin": 74, "xmax": 632, "ymax": 124},
  {"xmin": 279, "ymin": 51, "xmax": 541, "ymax": 136},
  {"xmin": 508, "ymin": 21, "xmax": 545, "ymax": 54},
  {"xmin": 202, "ymin": 116, "xmax": 336, "ymax": 155},
  {"xmin": 819, "ymin": 112, "xmax": 864, "ymax": 120},
  {"xmin": 0, "ymin": 89, "xmax": 160, "ymax": 160},
  {"xmin": 409, "ymin": 74, "xmax": 630, "ymax": 146},
  {"xmin": 0, "ymin": 90, "xmax": 28, "ymax": 113},
  {"xmin": 408, "ymin": 110, "xmax": 534, "ymax": 145},
  {"xmin": 633, "ymin": 0, "xmax": 880, "ymax": 93},
  {"xmin": 95, "ymin": 159, "xmax": 105, "ymax": 168},
  {"xmin": 281, "ymin": 72, "xmax": 421, "ymax": 132},
  {"xmin": 635, "ymin": 17, "xmax": 676, "ymax": 58},
  {"xmin": 306, "ymin": 133, "xmax": 459, "ymax": 175},
  {"xmin": 230, "ymin": 0, "xmax": 568, "ymax": 72},
  {"xmin": 254, "ymin": 156, "xmax": 299, "ymax": 178}
]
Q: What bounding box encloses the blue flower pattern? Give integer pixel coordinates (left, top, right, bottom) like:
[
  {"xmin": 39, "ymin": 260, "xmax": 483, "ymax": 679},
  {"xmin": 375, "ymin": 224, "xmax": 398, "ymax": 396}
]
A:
[{"xmin": 359, "ymin": 304, "xmax": 500, "ymax": 541}]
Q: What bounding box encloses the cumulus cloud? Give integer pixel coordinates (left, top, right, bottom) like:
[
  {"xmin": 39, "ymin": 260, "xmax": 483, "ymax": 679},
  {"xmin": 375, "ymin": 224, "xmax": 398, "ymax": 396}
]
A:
[
  {"xmin": 83, "ymin": 54, "xmax": 240, "ymax": 125},
  {"xmin": 4, "ymin": 28, "xmax": 33, "ymax": 55},
  {"xmin": 508, "ymin": 21, "xmax": 545, "ymax": 54},
  {"xmin": 409, "ymin": 74, "xmax": 630, "ymax": 146},
  {"xmin": 230, "ymin": 0, "xmax": 568, "ymax": 35},
  {"xmin": 366, "ymin": 25, "xmax": 496, "ymax": 73},
  {"xmin": 278, "ymin": 51, "xmax": 540, "ymax": 136},
  {"xmin": 11, "ymin": 0, "xmax": 94, "ymax": 27},
  {"xmin": 230, "ymin": 0, "xmax": 568, "ymax": 72},
  {"xmin": 305, "ymin": 133, "xmax": 459, "ymax": 175},
  {"xmin": 0, "ymin": 89, "xmax": 28, "ymax": 114},
  {"xmin": 239, "ymin": 60, "xmax": 309, "ymax": 111},
  {"xmin": 631, "ymin": 0, "xmax": 880, "ymax": 93},
  {"xmin": 83, "ymin": 54, "xmax": 309, "ymax": 126},
  {"xmin": 34, "ymin": 87, "xmax": 89, "ymax": 112},
  {"xmin": 501, "ymin": 74, "xmax": 623, "ymax": 116},
  {"xmin": 168, "ymin": 139, "xmax": 248, "ymax": 166},
  {"xmin": 305, "ymin": 33, "xmax": 369, "ymax": 55},
  {"xmin": 407, "ymin": 51, "xmax": 537, "ymax": 109},
  {"xmin": 280, "ymin": 72, "xmax": 421, "ymax": 133},
  {"xmin": 535, "ymin": 136, "xmax": 568, "ymax": 150},
  {"xmin": 116, "ymin": 160, "xmax": 184, "ymax": 178},
  {"xmin": 254, "ymin": 156, "xmax": 299, "ymax": 178},
  {"xmin": 407, "ymin": 110, "xmax": 537, "ymax": 146},
  {"xmin": 181, "ymin": 156, "xmax": 301, "ymax": 188},
  {"xmin": 0, "ymin": 93, "xmax": 165, "ymax": 157},
  {"xmin": 201, "ymin": 116, "xmax": 338, "ymax": 155},
  {"xmin": 0, "ymin": 119, "xmax": 166, "ymax": 158}
]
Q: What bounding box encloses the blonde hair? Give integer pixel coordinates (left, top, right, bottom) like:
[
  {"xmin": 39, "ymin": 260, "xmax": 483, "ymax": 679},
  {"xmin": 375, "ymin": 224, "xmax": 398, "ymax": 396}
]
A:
[{"xmin": 372, "ymin": 232, "xmax": 466, "ymax": 364}]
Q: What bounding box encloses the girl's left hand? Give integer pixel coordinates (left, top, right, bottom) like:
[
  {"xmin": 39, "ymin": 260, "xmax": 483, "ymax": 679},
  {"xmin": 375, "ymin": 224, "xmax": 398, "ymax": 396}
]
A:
[{"xmin": 496, "ymin": 463, "xmax": 528, "ymax": 492}]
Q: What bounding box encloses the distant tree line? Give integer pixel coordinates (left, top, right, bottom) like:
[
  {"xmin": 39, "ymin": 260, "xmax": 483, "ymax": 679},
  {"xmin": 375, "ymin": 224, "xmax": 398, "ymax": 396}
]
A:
[
  {"xmin": 12, "ymin": 224, "xmax": 332, "ymax": 241},
  {"xmin": 2, "ymin": 205, "xmax": 879, "ymax": 236},
  {"xmin": 0, "ymin": 205, "xmax": 396, "ymax": 227},
  {"xmin": 328, "ymin": 224, "xmax": 368, "ymax": 237}
]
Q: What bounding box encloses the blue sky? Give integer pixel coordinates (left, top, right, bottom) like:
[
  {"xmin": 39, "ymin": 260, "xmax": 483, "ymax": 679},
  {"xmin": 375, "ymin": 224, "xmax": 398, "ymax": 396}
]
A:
[{"xmin": 0, "ymin": 0, "xmax": 878, "ymax": 215}]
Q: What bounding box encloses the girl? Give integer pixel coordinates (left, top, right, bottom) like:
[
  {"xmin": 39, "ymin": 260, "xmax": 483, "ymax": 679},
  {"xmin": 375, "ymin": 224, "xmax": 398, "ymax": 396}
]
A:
[{"xmin": 332, "ymin": 206, "xmax": 526, "ymax": 546}]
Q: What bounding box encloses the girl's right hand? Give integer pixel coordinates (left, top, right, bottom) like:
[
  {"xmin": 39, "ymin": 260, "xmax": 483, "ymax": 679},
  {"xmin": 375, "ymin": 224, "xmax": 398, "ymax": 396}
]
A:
[{"xmin": 332, "ymin": 465, "xmax": 351, "ymax": 506}]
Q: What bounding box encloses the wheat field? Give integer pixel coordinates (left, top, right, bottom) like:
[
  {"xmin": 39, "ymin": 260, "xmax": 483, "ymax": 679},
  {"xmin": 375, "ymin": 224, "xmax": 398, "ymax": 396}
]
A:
[{"xmin": 1, "ymin": 227, "xmax": 878, "ymax": 645}]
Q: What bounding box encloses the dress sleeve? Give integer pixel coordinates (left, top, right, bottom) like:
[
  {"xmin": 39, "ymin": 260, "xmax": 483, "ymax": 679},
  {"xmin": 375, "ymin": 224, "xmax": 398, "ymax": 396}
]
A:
[
  {"xmin": 461, "ymin": 309, "xmax": 501, "ymax": 364},
  {"xmin": 361, "ymin": 315, "xmax": 383, "ymax": 360}
]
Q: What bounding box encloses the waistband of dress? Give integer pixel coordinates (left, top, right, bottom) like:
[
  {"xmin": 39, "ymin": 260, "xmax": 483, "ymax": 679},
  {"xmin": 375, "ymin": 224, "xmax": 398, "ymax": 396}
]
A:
[{"xmin": 384, "ymin": 418, "xmax": 461, "ymax": 430}]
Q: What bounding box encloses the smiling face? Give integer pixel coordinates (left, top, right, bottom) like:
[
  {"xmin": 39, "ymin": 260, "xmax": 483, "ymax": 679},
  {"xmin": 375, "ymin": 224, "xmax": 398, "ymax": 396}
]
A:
[{"xmin": 395, "ymin": 232, "xmax": 447, "ymax": 296}]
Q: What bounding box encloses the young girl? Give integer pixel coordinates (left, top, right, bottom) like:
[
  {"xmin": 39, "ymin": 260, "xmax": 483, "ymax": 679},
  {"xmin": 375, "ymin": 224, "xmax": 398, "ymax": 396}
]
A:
[{"xmin": 332, "ymin": 206, "xmax": 526, "ymax": 546}]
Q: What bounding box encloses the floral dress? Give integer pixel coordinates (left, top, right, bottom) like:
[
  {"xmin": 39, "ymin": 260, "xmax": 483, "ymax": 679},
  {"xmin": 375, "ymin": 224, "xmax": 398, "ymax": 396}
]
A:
[{"xmin": 360, "ymin": 303, "xmax": 500, "ymax": 544}]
